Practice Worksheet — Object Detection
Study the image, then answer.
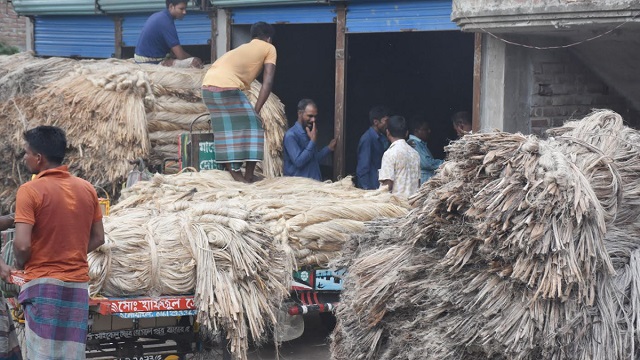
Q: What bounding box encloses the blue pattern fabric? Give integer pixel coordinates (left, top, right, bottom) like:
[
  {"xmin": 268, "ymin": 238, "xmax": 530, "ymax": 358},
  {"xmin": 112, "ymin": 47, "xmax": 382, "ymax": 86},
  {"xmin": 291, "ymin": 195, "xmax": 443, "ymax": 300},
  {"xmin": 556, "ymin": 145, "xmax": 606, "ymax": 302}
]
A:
[
  {"xmin": 356, "ymin": 127, "xmax": 389, "ymax": 189},
  {"xmin": 283, "ymin": 122, "xmax": 331, "ymax": 181},
  {"xmin": 408, "ymin": 134, "xmax": 444, "ymax": 184}
]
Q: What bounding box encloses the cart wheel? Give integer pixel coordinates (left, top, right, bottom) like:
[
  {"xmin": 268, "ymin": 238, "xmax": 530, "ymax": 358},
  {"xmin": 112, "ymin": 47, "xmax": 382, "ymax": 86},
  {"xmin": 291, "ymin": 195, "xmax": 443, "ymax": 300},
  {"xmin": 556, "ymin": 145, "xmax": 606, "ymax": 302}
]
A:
[
  {"xmin": 15, "ymin": 321, "xmax": 26, "ymax": 360},
  {"xmin": 193, "ymin": 329, "xmax": 232, "ymax": 360}
]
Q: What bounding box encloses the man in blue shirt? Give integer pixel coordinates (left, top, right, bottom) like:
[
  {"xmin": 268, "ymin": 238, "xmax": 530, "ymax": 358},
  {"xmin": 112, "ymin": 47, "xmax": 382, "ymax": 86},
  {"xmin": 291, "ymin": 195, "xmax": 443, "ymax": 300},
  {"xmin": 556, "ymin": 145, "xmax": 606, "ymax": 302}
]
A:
[
  {"xmin": 356, "ymin": 106, "xmax": 390, "ymax": 189},
  {"xmin": 408, "ymin": 116, "xmax": 444, "ymax": 184},
  {"xmin": 134, "ymin": 0, "xmax": 201, "ymax": 66},
  {"xmin": 283, "ymin": 99, "xmax": 337, "ymax": 180}
]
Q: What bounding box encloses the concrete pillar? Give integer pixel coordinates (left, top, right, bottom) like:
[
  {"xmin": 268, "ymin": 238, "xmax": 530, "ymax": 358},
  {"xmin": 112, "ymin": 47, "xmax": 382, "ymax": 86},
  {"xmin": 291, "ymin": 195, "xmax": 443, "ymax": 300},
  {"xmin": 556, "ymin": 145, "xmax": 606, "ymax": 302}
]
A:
[
  {"xmin": 215, "ymin": 9, "xmax": 230, "ymax": 58},
  {"xmin": 479, "ymin": 36, "xmax": 531, "ymax": 134}
]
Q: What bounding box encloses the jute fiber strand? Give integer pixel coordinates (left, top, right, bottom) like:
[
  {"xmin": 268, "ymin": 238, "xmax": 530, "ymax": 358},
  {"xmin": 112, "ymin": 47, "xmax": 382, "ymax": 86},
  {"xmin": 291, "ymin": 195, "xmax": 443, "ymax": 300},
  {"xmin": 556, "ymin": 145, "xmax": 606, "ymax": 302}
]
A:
[
  {"xmin": 331, "ymin": 110, "xmax": 640, "ymax": 360},
  {"xmin": 0, "ymin": 53, "xmax": 287, "ymax": 212},
  {"xmin": 89, "ymin": 171, "xmax": 411, "ymax": 359}
]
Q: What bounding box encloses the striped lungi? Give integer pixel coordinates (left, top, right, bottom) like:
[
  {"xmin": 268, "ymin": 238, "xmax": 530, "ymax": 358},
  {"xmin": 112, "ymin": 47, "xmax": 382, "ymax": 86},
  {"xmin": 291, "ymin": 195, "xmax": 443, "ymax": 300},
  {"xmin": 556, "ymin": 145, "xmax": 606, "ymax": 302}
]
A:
[
  {"xmin": 201, "ymin": 86, "xmax": 264, "ymax": 166},
  {"xmin": 18, "ymin": 278, "xmax": 88, "ymax": 359}
]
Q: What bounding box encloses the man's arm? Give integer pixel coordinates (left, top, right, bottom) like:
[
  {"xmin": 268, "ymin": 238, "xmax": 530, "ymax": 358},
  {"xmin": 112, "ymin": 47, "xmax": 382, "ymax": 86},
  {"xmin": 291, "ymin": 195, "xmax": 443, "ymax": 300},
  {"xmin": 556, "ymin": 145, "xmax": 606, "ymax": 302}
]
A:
[
  {"xmin": 88, "ymin": 220, "xmax": 105, "ymax": 253},
  {"xmin": 171, "ymin": 44, "xmax": 192, "ymax": 60},
  {"xmin": 0, "ymin": 214, "xmax": 14, "ymax": 231},
  {"xmin": 284, "ymin": 133, "xmax": 316, "ymax": 170},
  {"xmin": 13, "ymin": 222, "xmax": 33, "ymax": 270},
  {"xmin": 255, "ymin": 63, "xmax": 276, "ymax": 116}
]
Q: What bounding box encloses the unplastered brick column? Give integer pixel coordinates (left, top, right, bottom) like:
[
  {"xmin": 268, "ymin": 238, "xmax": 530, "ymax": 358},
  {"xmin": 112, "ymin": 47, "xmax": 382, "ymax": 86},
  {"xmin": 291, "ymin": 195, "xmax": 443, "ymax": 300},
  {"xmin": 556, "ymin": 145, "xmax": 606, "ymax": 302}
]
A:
[
  {"xmin": 0, "ymin": 0, "xmax": 27, "ymax": 50},
  {"xmin": 529, "ymin": 48, "xmax": 632, "ymax": 134}
]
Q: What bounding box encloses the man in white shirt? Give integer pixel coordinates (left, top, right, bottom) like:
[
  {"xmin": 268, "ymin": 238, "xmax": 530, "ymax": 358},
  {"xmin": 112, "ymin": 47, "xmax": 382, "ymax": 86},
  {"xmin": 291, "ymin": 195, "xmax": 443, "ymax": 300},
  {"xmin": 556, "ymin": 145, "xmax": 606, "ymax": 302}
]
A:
[{"xmin": 379, "ymin": 115, "xmax": 421, "ymax": 198}]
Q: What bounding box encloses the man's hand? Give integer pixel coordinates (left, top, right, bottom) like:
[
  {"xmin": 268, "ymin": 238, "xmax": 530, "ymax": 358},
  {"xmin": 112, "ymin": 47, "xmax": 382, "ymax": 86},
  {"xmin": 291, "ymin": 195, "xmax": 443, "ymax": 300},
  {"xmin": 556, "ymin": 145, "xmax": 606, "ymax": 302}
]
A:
[
  {"xmin": 191, "ymin": 57, "xmax": 203, "ymax": 68},
  {"xmin": 306, "ymin": 123, "xmax": 318, "ymax": 143},
  {"xmin": 328, "ymin": 138, "xmax": 337, "ymax": 151}
]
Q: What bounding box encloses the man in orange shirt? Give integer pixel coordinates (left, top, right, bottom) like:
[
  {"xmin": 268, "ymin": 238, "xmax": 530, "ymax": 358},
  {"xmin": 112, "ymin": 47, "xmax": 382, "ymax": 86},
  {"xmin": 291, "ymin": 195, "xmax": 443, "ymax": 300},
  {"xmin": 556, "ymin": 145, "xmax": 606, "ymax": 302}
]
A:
[
  {"xmin": 13, "ymin": 126, "xmax": 104, "ymax": 359},
  {"xmin": 201, "ymin": 21, "xmax": 276, "ymax": 183}
]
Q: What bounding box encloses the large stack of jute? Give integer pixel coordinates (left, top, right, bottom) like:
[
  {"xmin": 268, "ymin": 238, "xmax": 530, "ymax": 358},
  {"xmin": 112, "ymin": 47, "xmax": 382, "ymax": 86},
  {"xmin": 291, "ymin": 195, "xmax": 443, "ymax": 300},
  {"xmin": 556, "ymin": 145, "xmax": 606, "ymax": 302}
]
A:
[
  {"xmin": 0, "ymin": 53, "xmax": 287, "ymax": 213},
  {"xmin": 88, "ymin": 170, "xmax": 410, "ymax": 359},
  {"xmin": 331, "ymin": 110, "xmax": 640, "ymax": 360}
]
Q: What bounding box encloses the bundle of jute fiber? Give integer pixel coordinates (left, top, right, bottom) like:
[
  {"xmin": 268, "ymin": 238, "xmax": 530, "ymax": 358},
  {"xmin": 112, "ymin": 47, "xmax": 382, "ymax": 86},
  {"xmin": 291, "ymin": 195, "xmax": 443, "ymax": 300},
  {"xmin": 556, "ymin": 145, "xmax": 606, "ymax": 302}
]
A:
[
  {"xmin": 331, "ymin": 110, "xmax": 640, "ymax": 360},
  {"xmin": 0, "ymin": 52, "xmax": 77, "ymax": 101},
  {"xmin": 109, "ymin": 170, "xmax": 410, "ymax": 267},
  {"xmin": 9, "ymin": 63, "xmax": 151, "ymax": 185},
  {"xmin": 90, "ymin": 170, "xmax": 411, "ymax": 358},
  {"xmin": 90, "ymin": 178, "xmax": 293, "ymax": 360}
]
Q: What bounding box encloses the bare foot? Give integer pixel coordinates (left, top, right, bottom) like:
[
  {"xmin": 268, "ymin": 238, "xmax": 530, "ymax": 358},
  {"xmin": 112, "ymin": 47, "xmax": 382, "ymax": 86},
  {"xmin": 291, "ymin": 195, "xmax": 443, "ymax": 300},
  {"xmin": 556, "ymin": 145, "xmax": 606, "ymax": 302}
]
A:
[
  {"xmin": 229, "ymin": 170, "xmax": 248, "ymax": 183},
  {"xmin": 248, "ymin": 174, "xmax": 265, "ymax": 183}
]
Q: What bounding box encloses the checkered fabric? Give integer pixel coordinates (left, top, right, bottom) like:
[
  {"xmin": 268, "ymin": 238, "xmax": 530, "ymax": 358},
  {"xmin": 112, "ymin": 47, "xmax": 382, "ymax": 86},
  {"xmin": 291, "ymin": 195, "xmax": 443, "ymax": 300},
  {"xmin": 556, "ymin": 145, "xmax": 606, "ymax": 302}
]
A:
[{"xmin": 201, "ymin": 87, "xmax": 264, "ymax": 167}]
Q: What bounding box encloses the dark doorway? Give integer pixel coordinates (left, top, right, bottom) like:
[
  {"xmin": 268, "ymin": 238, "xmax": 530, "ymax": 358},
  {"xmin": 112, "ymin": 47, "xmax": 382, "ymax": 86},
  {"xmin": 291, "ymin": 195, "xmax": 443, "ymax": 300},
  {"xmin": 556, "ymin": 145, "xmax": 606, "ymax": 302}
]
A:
[{"xmin": 345, "ymin": 31, "xmax": 474, "ymax": 176}]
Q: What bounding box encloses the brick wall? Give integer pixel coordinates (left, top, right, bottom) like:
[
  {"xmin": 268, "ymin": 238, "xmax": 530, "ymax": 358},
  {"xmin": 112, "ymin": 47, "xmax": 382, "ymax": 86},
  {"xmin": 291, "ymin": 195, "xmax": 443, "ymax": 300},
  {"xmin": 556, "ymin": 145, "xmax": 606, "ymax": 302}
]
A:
[
  {"xmin": 0, "ymin": 0, "xmax": 26, "ymax": 50},
  {"xmin": 528, "ymin": 48, "xmax": 638, "ymax": 134}
]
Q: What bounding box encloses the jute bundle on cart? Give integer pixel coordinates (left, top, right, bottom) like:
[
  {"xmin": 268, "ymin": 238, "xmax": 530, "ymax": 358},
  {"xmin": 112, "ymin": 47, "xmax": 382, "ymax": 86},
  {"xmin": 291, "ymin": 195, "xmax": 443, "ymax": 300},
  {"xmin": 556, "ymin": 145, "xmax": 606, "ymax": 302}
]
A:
[
  {"xmin": 331, "ymin": 110, "xmax": 640, "ymax": 360},
  {"xmin": 0, "ymin": 53, "xmax": 287, "ymax": 213},
  {"xmin": 88, "ymin": 170, "xmax": 411, "ymax": 359}
]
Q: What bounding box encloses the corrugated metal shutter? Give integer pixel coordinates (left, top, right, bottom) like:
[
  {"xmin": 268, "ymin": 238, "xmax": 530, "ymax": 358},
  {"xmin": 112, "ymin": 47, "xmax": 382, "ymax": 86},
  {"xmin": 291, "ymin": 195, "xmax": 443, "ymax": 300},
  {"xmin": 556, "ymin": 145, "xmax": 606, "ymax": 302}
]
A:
[
  {"xmin": 98, "ymin": 0, "xmax": 165, "ymax": 13},
  {"xmin": 98, "ymin": 0, "xmax": 203, "ymax": 14},
  {"xmin": 213, "ymin": 0, "xmax": 327, "ymax": 8},
  {"xmin": 34, "ymin": 16, "xmax": 115, "ymax": 58},
  {"xmin": 231, "ymin": 4, "xmax": 336, "ymax": 24},
  {"xmin": 13, "ymin": 0, "xmax": 97, "ymax": 15},
  {"xmin": 346, "ymin": 0, "xmax": 457, "ymax": 33},
  {"xmin": 122, "ymin": 12, "xmax": 212, "ymax": 48}
]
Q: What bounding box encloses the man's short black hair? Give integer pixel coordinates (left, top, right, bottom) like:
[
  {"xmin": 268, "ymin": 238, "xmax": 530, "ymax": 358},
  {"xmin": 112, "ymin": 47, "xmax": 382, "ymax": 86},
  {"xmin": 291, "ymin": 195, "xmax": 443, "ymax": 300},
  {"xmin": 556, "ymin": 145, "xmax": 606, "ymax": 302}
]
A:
[
  {"xmin": 251, "ymin": 22, "xmax": 275, "ymax": 40},
  {"xmin": 387, "ymin": 115, "xmax": 408, "ymax": 138},
  {"xmin": 166, "ymin": 0, "xmax": 188, "ymax": 8},
  {"xmin": 369, "ymin": 105, "xmax": 391, "ymax": 125},
  {"xmin": 451, "ymin": 111, "xmax": 471, "ymax": 127},
  {"xmin": 23, "ymin": 126, "xmax": 67, "ymax": 165},
  {"xmin": 297, "ymin": 98, "xmax": 316, "ymax": 112},
  {"xmin": 409, "ymin": 115, "xmax": 429, "ymax": 133}
]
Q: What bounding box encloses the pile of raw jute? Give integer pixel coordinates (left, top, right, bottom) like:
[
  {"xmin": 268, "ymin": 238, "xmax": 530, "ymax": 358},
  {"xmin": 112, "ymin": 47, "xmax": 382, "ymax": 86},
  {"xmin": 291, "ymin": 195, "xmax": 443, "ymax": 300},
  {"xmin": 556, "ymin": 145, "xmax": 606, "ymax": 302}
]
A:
[
  {"xmin": 0, "ymin": 52, "xmax": 287, "ymax": 213},
  {"xmin": 88, "ymin": 170, "xmax": 410, "ymax": 359},
  {"xmin": 331, "ymin": 110, "xmax": 640, "ymax": 360}
]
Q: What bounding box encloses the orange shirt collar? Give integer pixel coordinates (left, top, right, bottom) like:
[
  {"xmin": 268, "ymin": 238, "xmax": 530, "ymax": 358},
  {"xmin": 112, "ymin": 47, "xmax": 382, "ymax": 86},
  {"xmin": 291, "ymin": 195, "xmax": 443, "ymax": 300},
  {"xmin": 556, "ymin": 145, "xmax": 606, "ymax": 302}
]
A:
[{"xmin": 34, "ymin": 165, "xmax": 70, "ymax": 180}]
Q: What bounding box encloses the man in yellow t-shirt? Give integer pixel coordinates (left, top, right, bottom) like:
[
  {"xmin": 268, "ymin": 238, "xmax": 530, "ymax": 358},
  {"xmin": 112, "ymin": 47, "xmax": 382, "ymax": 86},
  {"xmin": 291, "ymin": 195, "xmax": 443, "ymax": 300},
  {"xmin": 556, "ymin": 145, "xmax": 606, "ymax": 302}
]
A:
[{"xmin": 201, "ymin": 22, "xmax": 277, "ymax": 183}]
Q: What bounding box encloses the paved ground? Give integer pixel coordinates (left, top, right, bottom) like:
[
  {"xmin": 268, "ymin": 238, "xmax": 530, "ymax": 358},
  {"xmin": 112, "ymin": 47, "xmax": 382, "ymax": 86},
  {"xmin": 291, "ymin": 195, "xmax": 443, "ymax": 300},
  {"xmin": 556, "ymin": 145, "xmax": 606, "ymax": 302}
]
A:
[{"xmin": 247, "ymin": 314, "xmax": 332, "ymax": 360}]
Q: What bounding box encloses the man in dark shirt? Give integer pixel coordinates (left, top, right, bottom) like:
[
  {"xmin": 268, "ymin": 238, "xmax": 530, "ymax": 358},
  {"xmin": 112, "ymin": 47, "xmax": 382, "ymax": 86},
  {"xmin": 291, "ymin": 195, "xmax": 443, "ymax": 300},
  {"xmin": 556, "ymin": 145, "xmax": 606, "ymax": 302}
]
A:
[
  {"xmin": 283, "ymin": 99, "xmax": 337, "ymax": 181},
  {"xmin": 356, "ymin": 105, "xmax": 390, "ymax": 189},
  {"xmin": 134, "ymin": 0, "xmax": 201, "ymax": 66}
]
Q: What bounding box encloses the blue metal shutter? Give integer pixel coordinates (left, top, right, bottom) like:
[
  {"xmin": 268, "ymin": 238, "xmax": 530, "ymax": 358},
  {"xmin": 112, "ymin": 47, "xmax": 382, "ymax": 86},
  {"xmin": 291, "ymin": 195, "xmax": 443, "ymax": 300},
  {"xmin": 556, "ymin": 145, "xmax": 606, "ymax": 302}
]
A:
[
  {"xmin": 34, "ymin": 16, "xmax": 115, "ymax": 58},
  {"xmin": 346, "ymin": 0, "xmax": 457, "ymax": 33},
  {"xmin": 231, "ymin": 4, "xmax": 336, "ymax": 24},
  {"xmin": 122, "ymin": 12, "xmax": 212, "ymax": 48}
]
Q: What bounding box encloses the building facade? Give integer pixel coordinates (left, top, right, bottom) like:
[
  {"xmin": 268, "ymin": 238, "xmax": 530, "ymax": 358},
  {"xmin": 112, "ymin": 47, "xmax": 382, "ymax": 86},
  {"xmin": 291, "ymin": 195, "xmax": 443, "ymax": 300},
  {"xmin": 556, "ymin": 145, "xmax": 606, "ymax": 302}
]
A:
[{"xmin": 0, "ymin": 0, "xmax": 28, "ymax": 50}]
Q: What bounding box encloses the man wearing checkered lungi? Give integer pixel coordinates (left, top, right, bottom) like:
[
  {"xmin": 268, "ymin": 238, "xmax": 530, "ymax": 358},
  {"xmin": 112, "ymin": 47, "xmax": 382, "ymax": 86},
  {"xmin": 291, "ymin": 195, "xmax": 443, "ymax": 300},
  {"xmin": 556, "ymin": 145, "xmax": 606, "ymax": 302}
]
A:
[{"xmin": 201, "ymin": 22, "xmax": 277, "ymax": 183}]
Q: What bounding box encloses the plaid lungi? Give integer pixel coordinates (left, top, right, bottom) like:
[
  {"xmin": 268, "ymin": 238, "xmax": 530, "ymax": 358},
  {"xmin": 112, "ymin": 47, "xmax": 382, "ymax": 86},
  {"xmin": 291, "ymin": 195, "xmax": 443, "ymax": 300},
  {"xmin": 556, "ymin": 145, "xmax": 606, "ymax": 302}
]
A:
[
  {"xmin": 201, "ymin": 87, "xmax": 264, "ymax": 166},
  {"xmin": 18, "ymin": 279, "xmax": 88, "ymax": 360}
]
